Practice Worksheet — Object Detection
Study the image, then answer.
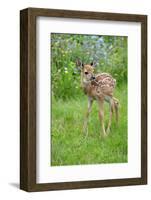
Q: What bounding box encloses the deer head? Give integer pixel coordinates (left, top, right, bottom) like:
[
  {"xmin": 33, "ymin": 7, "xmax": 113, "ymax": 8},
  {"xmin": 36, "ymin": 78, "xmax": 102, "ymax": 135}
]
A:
[{"xmin": 76, "ymin": 60, "xmax": 97, "ymax": 82}]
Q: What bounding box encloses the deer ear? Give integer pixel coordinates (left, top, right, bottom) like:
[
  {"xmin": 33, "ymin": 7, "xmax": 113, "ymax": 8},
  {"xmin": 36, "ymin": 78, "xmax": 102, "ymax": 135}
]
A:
[
  {"xmin": 76, "ymin": 60, "xmax": 83, "ymax": 68},
  {"xmin": 90, "ymin": 61, "xmax": 97, "ymax": 67},
  {"xmin": 75, "ymin": 60, "xmax": 84, "ymax": 72}
]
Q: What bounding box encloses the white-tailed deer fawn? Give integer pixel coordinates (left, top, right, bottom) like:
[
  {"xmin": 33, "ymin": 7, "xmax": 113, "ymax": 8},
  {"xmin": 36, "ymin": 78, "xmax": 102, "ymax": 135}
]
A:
[{"xmin": 76, "ymin": 60, "xmax": 119, "ymax": 137}]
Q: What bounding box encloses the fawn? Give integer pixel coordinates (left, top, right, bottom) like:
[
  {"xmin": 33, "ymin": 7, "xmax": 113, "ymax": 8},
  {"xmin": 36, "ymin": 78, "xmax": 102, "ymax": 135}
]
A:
[{"xmin": 76, "ymin": 60, "xmax": 119, "ymax": 137}]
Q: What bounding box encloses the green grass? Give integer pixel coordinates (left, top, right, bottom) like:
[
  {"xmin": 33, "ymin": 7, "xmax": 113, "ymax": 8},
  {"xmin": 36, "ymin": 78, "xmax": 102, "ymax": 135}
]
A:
[{"xmin": 51, "ymin": 84, "xmax": 127, "ymax": 166}]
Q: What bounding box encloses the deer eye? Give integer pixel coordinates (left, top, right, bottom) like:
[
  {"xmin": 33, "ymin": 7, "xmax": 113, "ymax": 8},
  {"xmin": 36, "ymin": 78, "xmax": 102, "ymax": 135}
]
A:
[{"xmin": 85, "ymin": 72, "xmax": 88, "ymax": 75}]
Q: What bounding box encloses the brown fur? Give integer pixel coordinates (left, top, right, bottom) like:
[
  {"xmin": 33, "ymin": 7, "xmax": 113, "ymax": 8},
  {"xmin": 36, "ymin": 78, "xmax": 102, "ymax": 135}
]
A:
[{"xmin": 80, "ymin": 63, "xmax": 119, "ymax": 137}]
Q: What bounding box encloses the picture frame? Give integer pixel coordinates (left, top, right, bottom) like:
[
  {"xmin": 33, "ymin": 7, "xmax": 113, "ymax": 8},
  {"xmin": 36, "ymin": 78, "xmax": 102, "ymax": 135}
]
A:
[{"xmin": 20, "ymin": 7, "xmax": 147, "ymax": 192}]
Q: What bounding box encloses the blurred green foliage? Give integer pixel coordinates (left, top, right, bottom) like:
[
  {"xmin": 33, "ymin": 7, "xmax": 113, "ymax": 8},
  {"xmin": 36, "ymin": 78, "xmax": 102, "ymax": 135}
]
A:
[{"xmin": 51, "ymin": 33, "xmax": 127, "ymax": 100}]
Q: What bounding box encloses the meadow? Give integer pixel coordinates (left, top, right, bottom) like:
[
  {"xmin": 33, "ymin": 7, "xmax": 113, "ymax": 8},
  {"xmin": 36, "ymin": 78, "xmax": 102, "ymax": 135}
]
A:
[
  {"xmin": 51, "ymin": 83, "xmax": 127, "ymax": 166},
  {"xmin": 51, "ymin": 33, "xmax": 128, "ymax": 166}
]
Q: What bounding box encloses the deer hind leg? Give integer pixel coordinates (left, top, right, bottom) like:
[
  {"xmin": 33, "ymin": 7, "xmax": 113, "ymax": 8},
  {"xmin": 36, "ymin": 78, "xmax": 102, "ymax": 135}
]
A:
[
  {"xmin": 83, "ymin": 97, "xmax": 93, "ymax": 136},
  {"xmin": 113, "ymin": 97, "xmax": 119, "ymax": 125},
  {"xmin": 106, "ymin": 98, "xmax": 114, "ymax": 134},
  {"xmin": 98, "ymin": 100, "xmax": 106, "ymax": 137}
]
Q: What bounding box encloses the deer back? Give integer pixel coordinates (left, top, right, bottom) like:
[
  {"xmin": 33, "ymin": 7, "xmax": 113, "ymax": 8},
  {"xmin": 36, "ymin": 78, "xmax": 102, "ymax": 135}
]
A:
[{"xmin": 90, "ymin": 73, "xmax": 116, "ymax": 97}]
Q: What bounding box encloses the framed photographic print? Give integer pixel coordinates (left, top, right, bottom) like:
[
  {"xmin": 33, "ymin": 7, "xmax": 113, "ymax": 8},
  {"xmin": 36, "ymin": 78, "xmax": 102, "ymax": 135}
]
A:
[{"xmin": 20, "ymin": 8, "xmax": 147, "ymax": 192}]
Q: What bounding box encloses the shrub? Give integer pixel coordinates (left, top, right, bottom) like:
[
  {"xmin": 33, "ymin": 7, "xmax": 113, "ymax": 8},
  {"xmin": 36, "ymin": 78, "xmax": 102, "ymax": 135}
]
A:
[{"xmin": 51, "ymin": 34, "xmax": 127, "ymax": 100}]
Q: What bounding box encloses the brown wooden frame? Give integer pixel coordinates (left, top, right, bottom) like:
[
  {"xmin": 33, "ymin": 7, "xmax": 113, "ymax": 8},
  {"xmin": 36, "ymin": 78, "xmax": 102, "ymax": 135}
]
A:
[{"xmin": 20, "ymin": 7, "xmax": 147, "ymax": 192}]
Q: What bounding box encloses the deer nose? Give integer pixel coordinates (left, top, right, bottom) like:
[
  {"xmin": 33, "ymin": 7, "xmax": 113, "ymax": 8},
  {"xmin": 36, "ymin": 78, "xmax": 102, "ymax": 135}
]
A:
[{"xmin": 85, "ymin": 72, "xmax": 88, "ymax": 75}]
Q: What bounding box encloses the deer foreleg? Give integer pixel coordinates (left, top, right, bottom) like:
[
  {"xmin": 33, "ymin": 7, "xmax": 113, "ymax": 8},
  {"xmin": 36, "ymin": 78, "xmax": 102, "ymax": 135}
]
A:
[{"xmin": 83, "ymin": 97, "xmax": 93, "ymax": 136}]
